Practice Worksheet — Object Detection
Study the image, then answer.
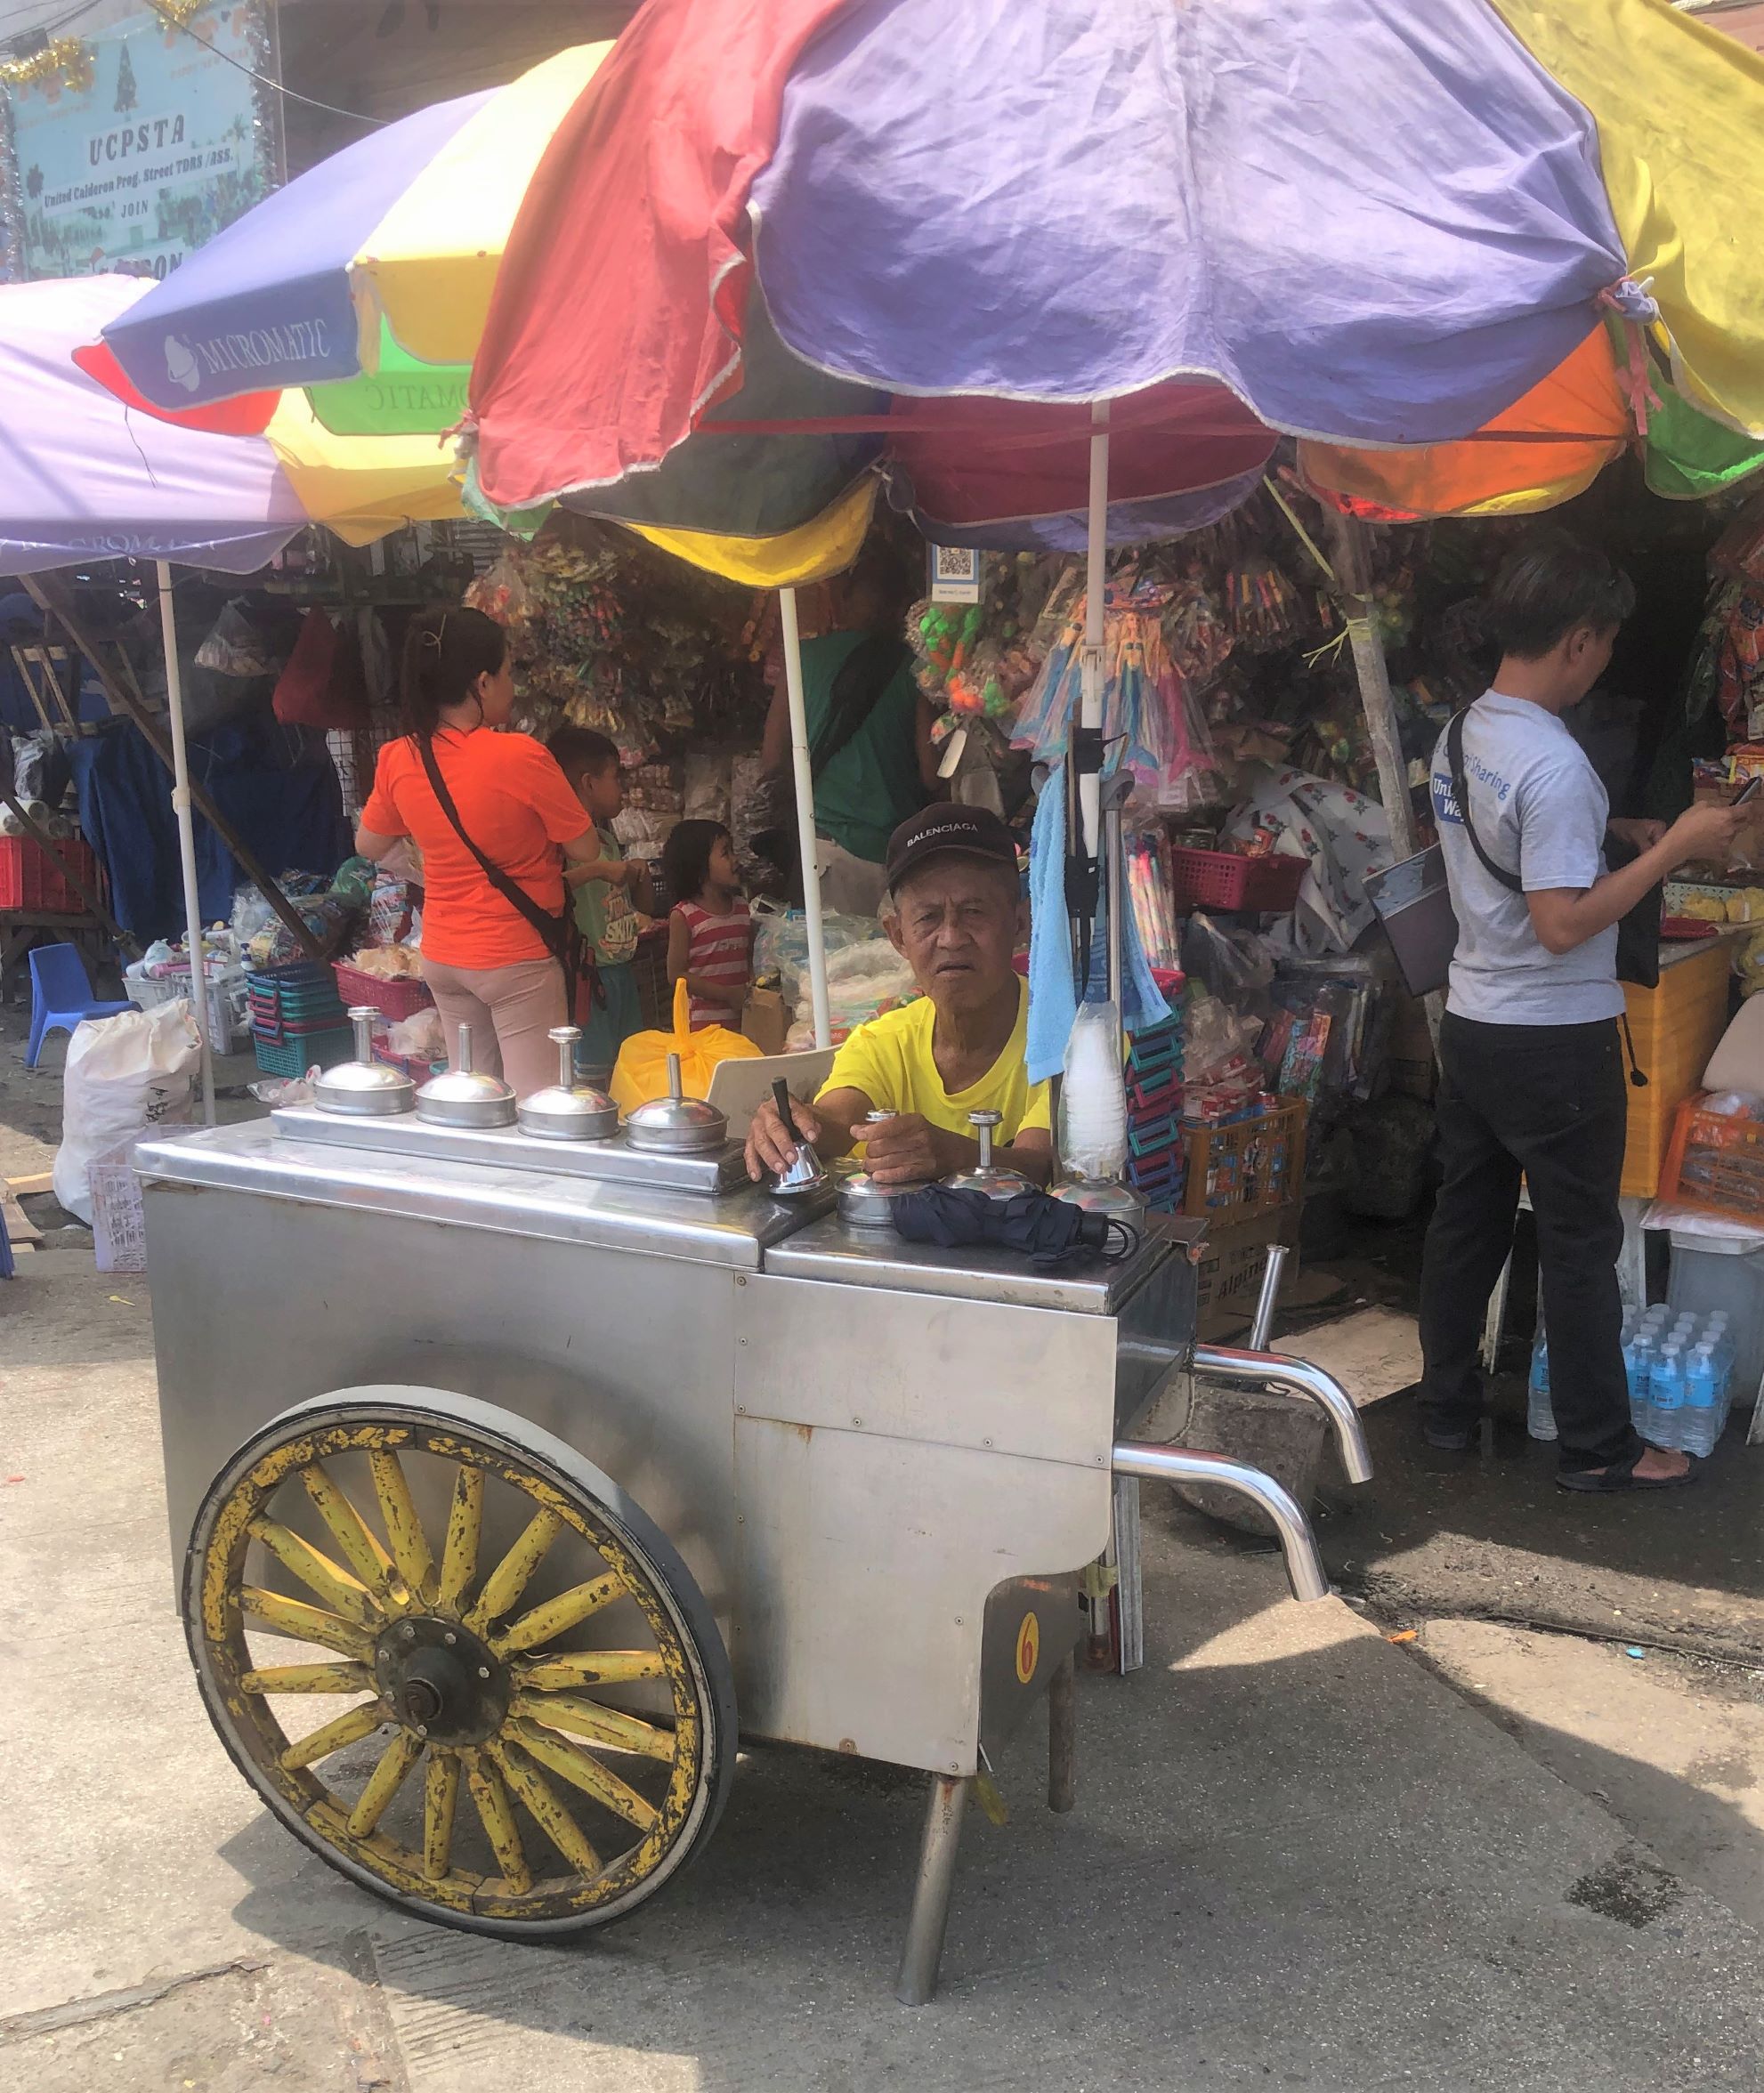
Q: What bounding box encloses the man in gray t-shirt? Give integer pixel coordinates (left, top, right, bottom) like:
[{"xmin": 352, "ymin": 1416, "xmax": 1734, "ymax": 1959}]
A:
[
  {"xmin": 1417, "ymin": 537, "xmax": 1743, "ymax": 1494},
  {"xmin": 1430, "ymin": 691, "xmax": 1623, "ymax": 1027}
]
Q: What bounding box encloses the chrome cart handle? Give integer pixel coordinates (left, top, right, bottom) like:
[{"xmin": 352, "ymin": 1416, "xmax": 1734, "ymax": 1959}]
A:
[
  {"xmin": 1190, "ymin": 1344, "xmax": 1374, "ymax": 1486},
  {"xmin": 1110, "ymin": 1442, "xmax": 1331, "ymax": 1604}
]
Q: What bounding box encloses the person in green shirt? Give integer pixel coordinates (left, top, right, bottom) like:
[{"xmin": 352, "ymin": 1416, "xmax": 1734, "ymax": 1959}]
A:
[
  {"xmin": 547, "ymin": 727, "xmax": 654, "ymax": 1083},
  {"xmin": 761, "ymin": 546, "xmax": 939, "ymax": 917}
]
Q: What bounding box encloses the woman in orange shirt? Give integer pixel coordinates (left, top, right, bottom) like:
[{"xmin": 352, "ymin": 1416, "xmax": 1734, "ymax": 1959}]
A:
[{"xmin": 356, "ymin": 606, "xmax": 636, "ymax": 1097}]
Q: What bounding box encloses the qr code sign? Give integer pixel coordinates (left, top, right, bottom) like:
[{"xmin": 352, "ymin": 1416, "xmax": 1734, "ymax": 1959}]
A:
[{"xmin": 929, "ymin": 545, "xmax": 981, "ymax": 602}]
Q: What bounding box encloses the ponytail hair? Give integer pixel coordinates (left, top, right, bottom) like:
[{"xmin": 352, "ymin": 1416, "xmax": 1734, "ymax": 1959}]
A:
[{"xmin": 401, "ymin": 604, "xmax": 507, "ymax": 741}]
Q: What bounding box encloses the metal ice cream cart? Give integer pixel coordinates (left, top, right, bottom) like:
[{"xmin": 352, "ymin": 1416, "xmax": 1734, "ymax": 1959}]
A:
[{"xmin": 139, "ymin": 1025, "xmax": 1370, "ymax": 2005}]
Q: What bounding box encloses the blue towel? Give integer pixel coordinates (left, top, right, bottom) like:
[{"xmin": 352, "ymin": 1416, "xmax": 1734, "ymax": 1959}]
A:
[{"xmin": 1025, "ymin": 768, "xmax": 1171, "ymax": 1084}]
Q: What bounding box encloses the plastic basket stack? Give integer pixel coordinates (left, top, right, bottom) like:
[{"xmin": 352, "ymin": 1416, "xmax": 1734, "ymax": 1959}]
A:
[
  {"xmin": 247, "ymin": 961, "xmax": 352, "ymax": 1078},
  {"xmin": 1124, "ymin": 968, "xmax": 1188, "ymax": 1213}
]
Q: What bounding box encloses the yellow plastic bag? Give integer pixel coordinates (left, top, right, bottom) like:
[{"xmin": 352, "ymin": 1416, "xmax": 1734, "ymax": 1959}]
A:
[{"xmin": 611, "ymin": 978, "xmax": 762, "ymax": 1118}]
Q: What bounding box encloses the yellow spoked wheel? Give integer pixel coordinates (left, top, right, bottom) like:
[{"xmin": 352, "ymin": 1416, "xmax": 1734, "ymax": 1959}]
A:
[{"xmin": 184, "ymin": 1388, "xmax": 735, "ymax": 1937}]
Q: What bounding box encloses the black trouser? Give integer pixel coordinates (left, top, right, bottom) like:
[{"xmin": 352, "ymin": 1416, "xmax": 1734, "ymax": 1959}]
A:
[{"xmin": 1419, "ymin": 1014, "xmax": 1640, "ymax": 1473}]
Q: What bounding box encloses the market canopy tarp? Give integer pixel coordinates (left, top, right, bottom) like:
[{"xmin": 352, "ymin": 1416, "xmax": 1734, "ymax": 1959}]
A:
[
  {"xmin": 0, "ymin": 276, "xmax": 462, "ymax": 574},
  {"xmin": 453, "ymin": 0, "xmax": 1764, "ymax": 564},
  {"xmin": 88, "ymin": 42, "xmax": 612, "ymax": 429}
]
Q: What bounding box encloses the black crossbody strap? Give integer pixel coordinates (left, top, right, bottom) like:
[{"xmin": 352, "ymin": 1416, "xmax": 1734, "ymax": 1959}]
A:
[
  {"xmin": 1447, "ymin": 707, "xmax": 1524, "ymax": 896},
  {"xmin": 415, "ymin": 733, "xmax": 578, "ymax": 996}
]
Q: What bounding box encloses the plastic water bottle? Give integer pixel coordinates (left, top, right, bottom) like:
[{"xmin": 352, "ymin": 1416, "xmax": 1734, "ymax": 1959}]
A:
[
  {"xmin": 1527, "ymin": 1332, "xmax": 1557, "ymax": 1441},
  {"xmin": 1682, "ymin": 1345, "xmax": 1721, "ymax": 1458},
  {"xmin": 1623, "ymin": 1330, "xmax": 1654, "ymax": 1433},
  {"xmin": 1649, "ymin": 1343, "xmax": 1686, "ymax": 1450}
]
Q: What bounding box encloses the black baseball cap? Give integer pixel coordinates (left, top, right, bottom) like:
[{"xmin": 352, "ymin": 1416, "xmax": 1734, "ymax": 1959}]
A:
[{"xmin": 883, "ymin": 804, "xmax": 1019, "ymax": 893}]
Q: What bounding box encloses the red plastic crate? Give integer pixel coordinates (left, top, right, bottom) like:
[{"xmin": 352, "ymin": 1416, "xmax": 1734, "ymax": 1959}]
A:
[
  {"xmin": 0, "ymin": 835, "xmax": 98, "ymax": 912},
  {"xmin": 1167, "ymin": 845, "xmax": 1306, "ymax": 915},
  {"xmin": 332, "ymin": 958, "xmax": 433, "ymax": 1021}
]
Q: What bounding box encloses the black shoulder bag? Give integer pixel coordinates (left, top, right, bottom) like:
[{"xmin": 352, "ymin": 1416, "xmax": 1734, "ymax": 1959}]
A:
[{"xmin": 415, "ymin": 734, "xmax": 585, "ymax": 1008}]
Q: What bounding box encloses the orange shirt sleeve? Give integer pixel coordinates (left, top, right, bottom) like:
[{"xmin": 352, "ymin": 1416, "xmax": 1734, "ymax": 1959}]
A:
[
  {"xmin": 505, "ymin": 737, "xmax": 595, "ymax": 845},
  {"xmin": 360, "ymin": 740, "xmax": 410, "ymax": 838}
]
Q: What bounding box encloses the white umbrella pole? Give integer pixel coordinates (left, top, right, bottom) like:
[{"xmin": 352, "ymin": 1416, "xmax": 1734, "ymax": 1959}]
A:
[
  {"xmin": 156, "ymin": 562, "xmax": 214, "ymax": 1126},
  {"xmin": 1079, "ymin": 400, "xmax": 1110, "ymax": 859},
  {"xmin": 779, "ymin": 586, "xmax": 831, "ymax": 1050}
]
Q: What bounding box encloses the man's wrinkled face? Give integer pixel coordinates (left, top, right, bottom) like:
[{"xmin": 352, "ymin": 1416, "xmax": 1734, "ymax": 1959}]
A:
[{"xmin": 885, "ymin": 857, "xmax": 1022, "ymax": 1015}]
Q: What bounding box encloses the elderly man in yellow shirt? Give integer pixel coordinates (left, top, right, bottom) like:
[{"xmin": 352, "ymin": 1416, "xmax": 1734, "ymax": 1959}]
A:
[{"xmin": 745, "ymin": 804, "xmax": 1052, "ymax": 1189}]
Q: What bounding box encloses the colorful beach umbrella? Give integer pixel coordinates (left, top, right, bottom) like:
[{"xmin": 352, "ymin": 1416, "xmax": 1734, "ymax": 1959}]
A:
[
  {"xmin": 0, "ymin": 275, "xmax": 462, "ymax": 572},
  {"xmin": 87, "ymin": 42, "xmax": 612, "ymax": 433},
  {"xmin": 447, "ymin": 0, "xmax": 1764, "ymax": 575}
]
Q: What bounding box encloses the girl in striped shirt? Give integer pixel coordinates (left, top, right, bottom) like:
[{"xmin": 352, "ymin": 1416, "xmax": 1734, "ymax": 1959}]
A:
[{"xmin": 663, "ymin": 820, "xmax": 754, "ymax": 1030}]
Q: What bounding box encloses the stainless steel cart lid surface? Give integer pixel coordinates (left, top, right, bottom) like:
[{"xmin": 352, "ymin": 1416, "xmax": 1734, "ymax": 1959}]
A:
[
  {"xmin": 761, "ymin": 1207, "xmax": 1179, "ymax": 1313},
  {"xmin": 134, "ymin": 1119, "xmax": 820, "ymax": 1269}
]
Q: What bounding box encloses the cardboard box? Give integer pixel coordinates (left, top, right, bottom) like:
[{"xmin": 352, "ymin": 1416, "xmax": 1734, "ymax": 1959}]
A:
[
  {"xmin": 742, "ymin": 986, "xmax": 789, "ymax": 1056},
  {"xmin": 1193, "ymin": 1203, "xmax": 1300, "ymax": 1342}
]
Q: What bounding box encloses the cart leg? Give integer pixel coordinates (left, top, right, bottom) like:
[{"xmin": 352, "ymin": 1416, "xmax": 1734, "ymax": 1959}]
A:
[
  {"xmin": 1048, "ymin": 1650, "xmax": 1077, "ymax": 1814},
  {"xmin": 894, "ymin": 1774, "xmax": 970, "ymax": 2006}
]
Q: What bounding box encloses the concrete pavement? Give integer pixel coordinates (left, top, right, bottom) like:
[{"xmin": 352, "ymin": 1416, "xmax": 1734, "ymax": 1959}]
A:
[{"xmin": 3, "ymin": 1264, "xmax": 1760, "ymax": 2091}]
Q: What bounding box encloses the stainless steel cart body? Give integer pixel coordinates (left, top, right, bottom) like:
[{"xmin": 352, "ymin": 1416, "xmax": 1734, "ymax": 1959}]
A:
[{"xmin": 139, "ymin": 1107, "xmax": 1363, "ymax": 2000}]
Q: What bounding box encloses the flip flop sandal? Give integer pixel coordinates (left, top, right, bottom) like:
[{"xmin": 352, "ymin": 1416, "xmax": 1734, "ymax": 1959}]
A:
[{"xmin": 1556, "ymin": 1451, "xmax": 1696, "ymax": 1494}]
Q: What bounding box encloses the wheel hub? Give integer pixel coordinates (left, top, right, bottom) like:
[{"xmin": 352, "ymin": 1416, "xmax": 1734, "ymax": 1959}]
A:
[{"xmin": 374, "ymin": 1615, "xmax": 507, "ymax": 1746}]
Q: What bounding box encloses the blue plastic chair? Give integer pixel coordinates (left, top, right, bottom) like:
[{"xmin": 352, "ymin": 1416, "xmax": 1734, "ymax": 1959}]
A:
[{"xmin": 25, "ymin": 942, "xmax": 132, "ymax": 1068}]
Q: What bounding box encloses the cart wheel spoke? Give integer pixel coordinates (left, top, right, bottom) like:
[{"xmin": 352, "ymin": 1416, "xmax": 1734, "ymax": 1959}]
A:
[
  {"xmin": 466, "ymin": 1752, "xmax": 531, "ymax": 1894},
  {"xmin": 511, "ymin": 1689, "xmax": 675, "ymax": 1763},
  {"xmin": 423, "ymin": 1749, "xmax": 460, "ymax": 1881},
  {"xmin": 508, "ymin": 1717, "xmax": 659, "ymax": 1832},
  {"xmin": 436, "ymin": 1464, "xmax": 484, "ymax": 1610},
  {"xmin": 279, "ymin": 1701, "xmax": 385, "ymax": 1771},
  {"xmin": 515, "ymin": 1650, "xmax": 666, "ymax": 1692},
  {"xmin": 242, "ymin": 1586, "xmax": 375, "ymax": 1660},
  {"xmin": 486, "ymin": 1740, "xmax": 602, "ymax": 1876},
  {"xmin": 492, "ymin": 1571, "xmax": 623, "ymax": 1657},
  {"xmin": 241, "ymin": 1661, "xmax": 374, "ymax": 1695},
  {"xmin": 301, "ymin": 1464, "xmax": 407, "ymax": 1609},
  {"xmin": 368, "ymin": 1451, "xmax": 436, "ymax": 1603},
  {"xmin": 347, "ymin": 1728, "xmax": 426, "ymax": 1838},
  {"xmin": 247, "ymin": 1517, "xmax": 379, "ymax": 1627},
  {"xmin": 465, "ymin": 1508, "xmax": 562, "ymax": 1636}
]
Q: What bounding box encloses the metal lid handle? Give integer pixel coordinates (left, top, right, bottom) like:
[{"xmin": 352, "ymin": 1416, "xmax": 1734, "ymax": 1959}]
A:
[
  {"xmin": 667, "ymin": 1051, "xmax": 684, "ymax": 1103},
  {"xmin": 456, "ymin": 1023, "xmax": 474, "ymax": 1077},
  {"xmin": 967, "ymin": 1107, "xmax": 1002, "ymax": 1168},
  {"xmin": 549, "ymin": 1023, "xmax": 581, "ymax": 1089},
  {"xmin": 347, "ymin": 1005, "xmax": 377, "ymax": 1063}
]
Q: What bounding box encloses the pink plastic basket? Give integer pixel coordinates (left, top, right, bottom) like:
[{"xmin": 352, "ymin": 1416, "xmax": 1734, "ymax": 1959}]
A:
[
  {"xmin": 332, "ymin": 959, "xmax": 433, "ymax": 1021},
  {"xmin": 1167, "ymin": 846, "xmax": 1307, "ymax": 915}
]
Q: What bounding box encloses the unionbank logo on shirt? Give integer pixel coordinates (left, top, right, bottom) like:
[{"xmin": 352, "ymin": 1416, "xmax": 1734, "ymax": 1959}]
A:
[{"xmin": 1432, "ymin": 773, "xmax": 1465, "ymax": 827}]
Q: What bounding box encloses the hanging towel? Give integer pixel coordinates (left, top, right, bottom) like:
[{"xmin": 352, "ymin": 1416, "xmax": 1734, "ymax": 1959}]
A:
[
  {"xmin": 1025, "ymin": 768, "xmax": 1171, "ymax": 1084},
  {"xmin": 1026, "ymin": 766, "xmax": 1076, "ymax": 1083}
]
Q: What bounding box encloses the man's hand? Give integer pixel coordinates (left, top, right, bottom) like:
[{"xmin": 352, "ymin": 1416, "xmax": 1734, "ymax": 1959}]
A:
[
  {"xmin": 860, "ymin": 1112, "xmax": 949, "ymax": 1187},
  {"xmin": 746, "ymin": 1093, "xmax": 827, "ymax": 1182},
  {"xmin": 1666, "ymin": 802, "xmax": 1748, "ymax": 867},
  {"xmin": 1607, "ymin": 817, "xmax": 1668, "ymax": 851}
]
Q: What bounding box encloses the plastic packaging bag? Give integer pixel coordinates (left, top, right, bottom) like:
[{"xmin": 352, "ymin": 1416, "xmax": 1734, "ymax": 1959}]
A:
[
  {"xmin": 387, "ymin": 1008, "xmax": 446, "ymax": 1063},
  {"xmin": 54, "ymin": 1002, "xmax": 199, "ymax": 1224},
  {"xmin": 1059, "ymin": 1000, "xmax": 1128, "ymax": 1181},
  {"xmin": 611, "ymin": 978, "xmax": 762, "ymax": 1118},
  {"xmin": 750, "ymin": 901, "xmax": 876, "ymax": 1001}
]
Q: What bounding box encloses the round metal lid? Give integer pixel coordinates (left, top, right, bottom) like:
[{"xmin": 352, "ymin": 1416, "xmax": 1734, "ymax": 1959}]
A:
[
  {"xmin": 517, "ymin": 1084, "xmax": 619, "ymax": 1141},
  {"xmin": 312, "ymin": 1007, "xmax": 416, "ymax": 1118},
  {"xmin": 626, "ymin": 1050, "xmax": 727, "ymax": 1153},
  {"xmin": 416, "ymin": 1022, "xmax": 517, "ymax": 1127}
]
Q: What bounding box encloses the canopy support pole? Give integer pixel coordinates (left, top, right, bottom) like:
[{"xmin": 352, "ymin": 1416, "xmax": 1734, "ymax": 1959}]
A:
[
  {"xmin": 156, "ymin": 564, "xmax": 214, "ymax": 1127},
  {"xmin": 20, "ymin": 576, "xmax": 327, "ymax": 962},
  {"xmin": 779, "ymin": 586, "xmax": 831, "ymax": 1050},
  {"xmin": 1322, "ymin": 509, "xmax": 1419, "ymax": 863}
]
